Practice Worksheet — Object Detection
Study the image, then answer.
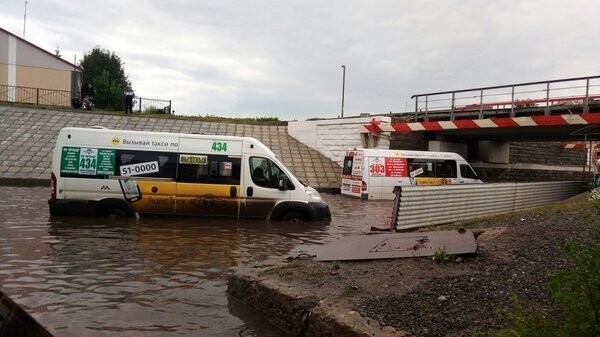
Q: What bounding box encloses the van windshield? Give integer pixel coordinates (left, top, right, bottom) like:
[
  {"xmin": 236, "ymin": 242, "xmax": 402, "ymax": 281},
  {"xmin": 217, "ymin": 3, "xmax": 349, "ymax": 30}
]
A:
[{"xmin": 460, "ymin": 164, "xmax": 479, "ymax": 179}]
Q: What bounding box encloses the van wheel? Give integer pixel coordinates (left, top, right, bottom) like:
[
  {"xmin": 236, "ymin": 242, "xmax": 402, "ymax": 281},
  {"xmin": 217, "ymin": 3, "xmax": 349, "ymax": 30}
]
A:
[
  {"xmin": 281, "ymin": 211, "xmax": 308, "ymax": 223},
  {"xmin": 100, "ymin": 207, "xmax": 127, "ymax": 218}
]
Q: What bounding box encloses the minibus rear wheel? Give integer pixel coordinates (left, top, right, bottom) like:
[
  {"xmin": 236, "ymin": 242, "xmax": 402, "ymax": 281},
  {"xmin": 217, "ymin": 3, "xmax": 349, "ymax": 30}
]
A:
[{"xmin": 281, "ymin": 211, "xmax": 308, "ymax": 223}]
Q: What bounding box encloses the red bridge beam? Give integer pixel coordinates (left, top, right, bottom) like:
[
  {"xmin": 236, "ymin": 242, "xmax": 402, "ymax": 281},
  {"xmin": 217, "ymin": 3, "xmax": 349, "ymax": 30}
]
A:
[{"xmin": 361, "ymin": 113, "xmax": 600, "ymax": 133}]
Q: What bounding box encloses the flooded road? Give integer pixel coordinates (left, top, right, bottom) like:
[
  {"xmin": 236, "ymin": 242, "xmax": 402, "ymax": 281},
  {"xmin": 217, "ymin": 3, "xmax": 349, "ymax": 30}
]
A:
[{"xmin": 0, "ymin": 187, "xmax": 394, "ymax": 336}]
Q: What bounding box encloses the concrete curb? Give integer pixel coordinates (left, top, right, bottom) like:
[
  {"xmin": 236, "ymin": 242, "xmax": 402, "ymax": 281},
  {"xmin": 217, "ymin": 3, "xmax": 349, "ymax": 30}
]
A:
[
  {"xmin": 227, "ymin": 272, "xmax": 404, "ymax": 337},
  {"xmin": 0, "ymin": 178, "xmax": 49, "ymax": 187}
]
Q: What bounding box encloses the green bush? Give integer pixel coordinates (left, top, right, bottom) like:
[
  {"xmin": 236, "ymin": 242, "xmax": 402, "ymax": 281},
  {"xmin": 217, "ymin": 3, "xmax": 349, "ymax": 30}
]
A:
[{"xmin": 497, "ymin": 226, "xmax": 600, "ymax": 337}]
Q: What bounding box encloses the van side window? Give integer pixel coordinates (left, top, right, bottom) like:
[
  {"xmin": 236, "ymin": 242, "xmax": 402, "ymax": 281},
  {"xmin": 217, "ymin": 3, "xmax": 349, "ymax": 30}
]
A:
[
  {"xmin": 342, "ymin": 156, "xmax": 353, "ymax": 175},
  {"xmin": 250, "ymin": 157, "xmax": 290, "ymax": 189},
  {"xmin": 460, "ymin": 164, "xmax": 479, "ymax": 179},
  {"xmin": 115, "ymin": 150, "xmax": 177, "ymax": 178},
  {"xmin": 408, "ymin": 159, "xmax": 435, "ymax": 177},
  {"xmin": 435, "ymin": 160, "xmax": 457, "ymax": 178},
  {"xmin": 177, "ymin": 154, "xmax": 241, "ymax": 185}
]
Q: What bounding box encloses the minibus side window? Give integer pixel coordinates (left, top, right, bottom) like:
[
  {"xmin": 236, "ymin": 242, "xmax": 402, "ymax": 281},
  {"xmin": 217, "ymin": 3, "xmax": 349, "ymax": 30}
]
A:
[
  {"xmin": 408, "ymin": 159, "xmax": 435, "ymax": 177},
  {"xmin": 460, "ymin": 164, "xmax": 479, "ymax": 179},
  {"xmin": 250, "ymin": 157, "xmax": 291, "ymax": 189},
  {"xmin": 178, "ymin": 154, "xmax": 240, "ymax": 185},
  {"xmin": 115, "ymin": 150, "xmax": 177, "ymax": 178},
  {"xmin": 435, "ymin": 160, "xmax": 457, "ymax": 178},
  {"xmin": 342, "ymin": 156, "xmax": 353, "ymax": 175}
]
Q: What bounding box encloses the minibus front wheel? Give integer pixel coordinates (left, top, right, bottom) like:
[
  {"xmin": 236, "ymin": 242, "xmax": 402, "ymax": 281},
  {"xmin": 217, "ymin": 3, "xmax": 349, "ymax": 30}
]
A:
[
  {"xmin": 100, "ymin": 207, "xmax": 128, "ymax": 218},
  {"xmin": 281, "ymin": 211, "xmax": 308, "ymax": 223}
]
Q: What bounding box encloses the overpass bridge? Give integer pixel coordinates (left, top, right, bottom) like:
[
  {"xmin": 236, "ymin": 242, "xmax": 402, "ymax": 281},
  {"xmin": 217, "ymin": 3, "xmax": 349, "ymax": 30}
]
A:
[{"xmin": 363, "ymin": 75, "xmax": 600, "ymax": 142}]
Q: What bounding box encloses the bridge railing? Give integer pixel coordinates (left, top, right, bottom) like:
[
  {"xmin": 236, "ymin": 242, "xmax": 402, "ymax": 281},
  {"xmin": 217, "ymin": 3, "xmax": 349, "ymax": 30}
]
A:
[{"xmin": 411, "ymin": 75, "xmax": 600, "ymax": 121}]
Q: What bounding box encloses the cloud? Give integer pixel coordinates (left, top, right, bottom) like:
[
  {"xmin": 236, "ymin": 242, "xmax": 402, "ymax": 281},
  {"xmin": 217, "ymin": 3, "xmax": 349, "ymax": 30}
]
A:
[{"xmin": 2, "ymin": 0, "xmax": 600, "ymax": 120}]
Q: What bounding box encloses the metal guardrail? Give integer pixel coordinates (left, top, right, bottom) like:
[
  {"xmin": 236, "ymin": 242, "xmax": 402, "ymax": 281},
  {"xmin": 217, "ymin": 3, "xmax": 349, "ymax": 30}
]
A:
[
  {"xmin": 411, "ymin": 75, "xmax": 600, "ymax": 121},
  {"xmin": 0, "ymin": 85, "xmax": 71, "ymax": 107},
  {"xmin": 391, "ymin": 181, "xmax": 585, "ymax": 230},
  {"xmin": 1, "ymin": 85, "xmax": 173, "ymax": 113},
  {"xmin": 136, "ymin": 97, "xmax": 172, "ymax": 114}
]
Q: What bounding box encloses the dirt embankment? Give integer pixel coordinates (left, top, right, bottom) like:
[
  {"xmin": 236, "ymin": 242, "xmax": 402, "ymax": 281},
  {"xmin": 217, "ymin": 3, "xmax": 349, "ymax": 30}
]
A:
[{"xmin": 230, "ymin": 198, "xmax": 597, "ymax": 337}]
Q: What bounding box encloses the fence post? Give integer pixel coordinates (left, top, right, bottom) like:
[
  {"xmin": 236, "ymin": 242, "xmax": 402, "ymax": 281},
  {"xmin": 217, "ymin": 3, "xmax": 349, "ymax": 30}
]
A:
[
  {"xmin": 510, "ymin": 85, "xmax": 515, "ymax": 117},
  {"xmin": 479, "ymin": 89, "xmax": 484, "ymax": 119},
  {"xmin": 450, "ymin": 92, "xmax": 455, "ymax": 121},
  {"xmin": 584, "ymin": 78, "xmax": 590, "ymax": 114},
  {"xmin": 414, "ymin": 96, "xmax": 419, "ymax": 122},
  {"xmin": 169, "ymin": 100, "xmax": 172, "ymax": 114},
  {"xmin": 36, "ymin": 88, "xmax": 39, "ymax": 105},
  {"xmin": 138, "ymin": 97, "xmax": 142, "ymax": 113},
  {"xmin": 545, "ymin": 82, "xmax": 550, "ymax": 116}
]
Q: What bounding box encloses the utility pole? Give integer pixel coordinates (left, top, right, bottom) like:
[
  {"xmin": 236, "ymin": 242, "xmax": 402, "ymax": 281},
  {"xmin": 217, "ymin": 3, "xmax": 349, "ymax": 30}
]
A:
[
  {"xmin": 340, "ymin": 65, "xmax": 346, "ymax": 118},
  {"xmin": 23, "ymin": 0, "xmax": 28, "ymax": 38}
]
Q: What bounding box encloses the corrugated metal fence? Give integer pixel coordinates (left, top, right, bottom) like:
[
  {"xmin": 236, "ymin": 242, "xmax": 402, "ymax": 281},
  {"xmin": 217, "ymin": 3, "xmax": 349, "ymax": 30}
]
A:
[{"xmin": 391, "ymin": 181, "xmax": 586, "ymax": 230}]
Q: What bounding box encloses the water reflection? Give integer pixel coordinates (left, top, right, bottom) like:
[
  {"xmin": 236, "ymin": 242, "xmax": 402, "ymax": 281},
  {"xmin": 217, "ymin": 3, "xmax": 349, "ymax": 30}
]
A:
[{"xmin": 0, "ymin": 187, "xmax": 394, "ymax": 336}]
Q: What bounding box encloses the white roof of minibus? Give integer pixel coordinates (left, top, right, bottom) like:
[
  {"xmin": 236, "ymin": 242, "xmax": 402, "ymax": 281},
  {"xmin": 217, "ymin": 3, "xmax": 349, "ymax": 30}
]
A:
[
  {"xmin": 352, "ymin": 148, "xmax": 465, "ymax": 160},
  {"xmin": 59, "ymin": 127, "xmax": 274, "ymax": 156}
]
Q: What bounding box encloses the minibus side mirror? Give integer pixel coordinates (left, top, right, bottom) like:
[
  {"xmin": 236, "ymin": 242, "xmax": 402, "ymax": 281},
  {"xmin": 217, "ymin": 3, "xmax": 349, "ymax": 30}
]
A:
[{"xmin": 278, "ymin": 174, "xmax": 290, "ymax": 191}]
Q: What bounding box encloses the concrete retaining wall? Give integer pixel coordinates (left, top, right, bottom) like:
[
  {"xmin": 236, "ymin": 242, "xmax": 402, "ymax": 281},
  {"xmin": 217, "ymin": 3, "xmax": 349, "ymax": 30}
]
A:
[
  {"xmin": 0, "ymin": 106, "xmax": 341, "ymax": 190},
  {"xmin": 227, "ymin": 273, "xmax": 400, "ymax": 337},
  {"xmin": 288, "ymin": 116, "xmax": 391, "ymax": 165}
]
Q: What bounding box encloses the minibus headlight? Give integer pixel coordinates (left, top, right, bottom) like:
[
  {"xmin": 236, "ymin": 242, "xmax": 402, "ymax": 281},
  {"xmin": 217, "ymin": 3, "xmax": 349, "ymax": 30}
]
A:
[{"xmin": 305, "ymin": 186, "xmax": 322, "ymax": 200}]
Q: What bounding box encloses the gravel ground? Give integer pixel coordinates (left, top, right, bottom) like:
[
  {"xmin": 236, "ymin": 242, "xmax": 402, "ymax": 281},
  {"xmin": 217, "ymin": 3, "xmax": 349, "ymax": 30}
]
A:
[{"xmin": 264, "ymin": 197, "xmax": 597, "ymax": 337}]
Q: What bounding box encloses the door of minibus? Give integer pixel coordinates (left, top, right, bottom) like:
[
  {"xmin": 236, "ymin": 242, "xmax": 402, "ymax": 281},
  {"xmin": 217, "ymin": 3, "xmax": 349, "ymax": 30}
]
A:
[
  {"xmin": 175, "ymin": 138, "xmax": 242, "ymax": 216},
  {"xmin": 240, "ymin": 155, "xmax": 291, "ymax": 218}
]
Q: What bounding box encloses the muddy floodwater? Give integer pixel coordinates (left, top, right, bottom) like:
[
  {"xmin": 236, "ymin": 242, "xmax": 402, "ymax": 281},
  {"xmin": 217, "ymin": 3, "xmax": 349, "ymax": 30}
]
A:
[{"xmin": 0, "ymin": 187, "xmax": 394, "ymax": 337}]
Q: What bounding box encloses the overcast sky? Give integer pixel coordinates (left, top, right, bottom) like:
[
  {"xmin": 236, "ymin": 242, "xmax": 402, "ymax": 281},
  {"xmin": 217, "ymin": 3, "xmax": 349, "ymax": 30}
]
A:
[{"xmin": 2, "ymin": 0, "xmax": 600, "ymax": 120}]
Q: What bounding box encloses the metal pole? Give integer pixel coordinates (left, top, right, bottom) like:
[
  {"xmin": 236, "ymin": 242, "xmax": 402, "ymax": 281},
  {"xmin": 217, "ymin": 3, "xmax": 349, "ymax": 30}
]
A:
[
  {"xmin": 340, "ymin": 65, "xmax": 346, "ymax": 118},
  {"xmin": 23, "ymin": 1, "xmax": 28, "ymax": 38},
  {"xmin": 510, "ymin": 86, "xmax": 515, "ymax": 117},
  {"xmin": 425, "ymin": 96, "xmax": 429, "ymax": 122},
  {"xmin": 450, "ymin": 92, "xmax": 455, "ymax": 121},
  {"xmin": 545, "ymin": 82, "xmax": 550, "ymax": 115},
  {"xmin": 584, "ymin": 78, "xmax": 590, "ymax": 113},
  {"xmin": 414, "ymin": 96, "xmax": 419, "ymax": 121},
  {"xmin": 479, "ymin": 89, "xmax": 484, "ymax": 119}
]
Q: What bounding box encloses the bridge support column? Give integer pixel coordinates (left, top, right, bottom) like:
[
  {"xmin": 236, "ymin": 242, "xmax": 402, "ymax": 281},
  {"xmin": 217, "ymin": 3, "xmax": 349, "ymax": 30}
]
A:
[
  {"xmin": 428, "ymin": 141, "xmax": 468, "ymax": 159},
  {"xmin": 478, "ymin": 141, "xmax": 510, "ymax": 163}
]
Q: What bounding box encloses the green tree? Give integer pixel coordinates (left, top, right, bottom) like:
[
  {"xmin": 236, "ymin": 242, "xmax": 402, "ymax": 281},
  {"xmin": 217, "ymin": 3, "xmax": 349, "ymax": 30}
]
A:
[{"xmin": 79, "ymin": 47, "xmax": 128, "ymax": 111}]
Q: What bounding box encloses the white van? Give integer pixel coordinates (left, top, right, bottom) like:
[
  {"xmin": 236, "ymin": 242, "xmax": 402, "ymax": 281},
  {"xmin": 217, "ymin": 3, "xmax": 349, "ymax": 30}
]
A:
[
  {"xmin": 48, "ymin": 127, "xmax": 330, "ymax": 222},
  {"xmin": 341, "ymin": 149, "xmax": 483, "ymax": 200}
]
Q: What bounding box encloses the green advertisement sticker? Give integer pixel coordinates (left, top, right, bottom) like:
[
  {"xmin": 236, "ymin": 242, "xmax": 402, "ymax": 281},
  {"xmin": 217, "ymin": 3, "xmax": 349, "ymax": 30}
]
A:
[{"xmin": 61, "ymin": 147, "xmax": 115, "ymax": 176}]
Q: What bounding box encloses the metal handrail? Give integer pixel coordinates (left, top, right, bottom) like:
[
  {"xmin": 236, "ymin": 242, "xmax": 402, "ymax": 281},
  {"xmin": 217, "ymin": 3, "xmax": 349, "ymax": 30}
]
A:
[
  {"xmin": 411, "ymin": 75, "xmax": 600, "ymax": 120},
  {"xmin": 411, "ymin": 75, "xmax": 600, "ymax": 98}
]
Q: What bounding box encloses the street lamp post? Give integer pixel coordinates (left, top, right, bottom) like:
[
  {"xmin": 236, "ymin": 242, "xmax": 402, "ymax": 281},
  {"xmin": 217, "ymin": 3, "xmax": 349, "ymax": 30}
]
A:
[{"xmin": 340, "ymin": 65, "xmax": 346, "ymax": 118}]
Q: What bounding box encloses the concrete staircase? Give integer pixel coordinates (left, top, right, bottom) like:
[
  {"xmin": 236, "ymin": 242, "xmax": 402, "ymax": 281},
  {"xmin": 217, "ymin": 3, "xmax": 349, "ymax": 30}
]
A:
[{"xmin": 0, "ymin": 106, "xmax": 341, "ymax": 190}]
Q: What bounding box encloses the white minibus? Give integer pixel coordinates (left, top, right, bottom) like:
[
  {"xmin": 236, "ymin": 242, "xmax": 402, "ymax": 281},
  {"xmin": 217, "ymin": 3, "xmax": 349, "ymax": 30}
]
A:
[
  {"xmin": 49, "ymin": 127, "xmax": 330, "ymax": 222},
  {"xmin": 341, "ymin": 149, "xmax": 483, "ymax": 200}
]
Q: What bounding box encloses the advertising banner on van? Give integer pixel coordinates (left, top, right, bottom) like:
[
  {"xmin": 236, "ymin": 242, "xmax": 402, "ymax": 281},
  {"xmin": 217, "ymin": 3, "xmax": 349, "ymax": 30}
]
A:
[
  {"xmin": 60, "ymin": 147, "xmax": 115, "ymax": 176},
  {"xmin": 368, "ymin": 157, "xmax": 407, "ymax": 177}
]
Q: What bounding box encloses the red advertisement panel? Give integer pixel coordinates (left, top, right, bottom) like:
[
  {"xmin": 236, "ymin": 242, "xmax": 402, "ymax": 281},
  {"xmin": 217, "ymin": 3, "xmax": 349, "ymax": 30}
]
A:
[{"xmin": 385, "ymin": 157, "xmax": 407, "ymax": 177}]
